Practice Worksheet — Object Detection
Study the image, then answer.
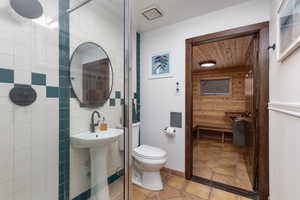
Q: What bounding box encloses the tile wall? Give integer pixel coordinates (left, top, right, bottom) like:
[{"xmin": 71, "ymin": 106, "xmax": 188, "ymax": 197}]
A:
[
  {"xmin": 0, "ymin": 0, "xmax": 130, "ymax": 199},
  {"xmin": 0, "ymin": 1, "xmax": 60, "ymax": 199}
]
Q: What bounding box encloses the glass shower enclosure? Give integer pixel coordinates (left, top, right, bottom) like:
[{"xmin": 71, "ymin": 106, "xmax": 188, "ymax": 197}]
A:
[{"xmin": 0, "ymin": 0, "xmax": 132, "ymax": 200}]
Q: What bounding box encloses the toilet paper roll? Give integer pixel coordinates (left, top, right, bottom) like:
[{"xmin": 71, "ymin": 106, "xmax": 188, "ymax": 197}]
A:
[{"xmin": 165, "ymin": 127, "xmax": 176, "ymax": 137}]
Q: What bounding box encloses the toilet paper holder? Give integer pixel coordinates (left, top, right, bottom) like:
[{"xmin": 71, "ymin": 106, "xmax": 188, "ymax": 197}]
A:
[{"xmin": 164, "ymin": 127, "xmax": 176, "ymax": 133}]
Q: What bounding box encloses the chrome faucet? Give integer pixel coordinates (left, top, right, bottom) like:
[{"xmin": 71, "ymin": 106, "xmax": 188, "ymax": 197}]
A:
[{"xmin": 90, "ymin": 111, "xmax": 101, "ymax": 133}]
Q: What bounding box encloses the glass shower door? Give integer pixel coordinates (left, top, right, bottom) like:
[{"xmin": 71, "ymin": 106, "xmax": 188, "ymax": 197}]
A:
[{"xmin": 66, "ymin": 0, "xmax": 128, "ymax": 200}]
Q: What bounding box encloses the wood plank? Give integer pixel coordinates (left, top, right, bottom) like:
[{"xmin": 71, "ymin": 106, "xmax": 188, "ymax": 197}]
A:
[
  {"xmin": 192, "ymin": 68, "xmax": 247, "ymax": 129},
  {"xmin": 192, "ymin": 35, "xmax": 253, "ymax": 71}
]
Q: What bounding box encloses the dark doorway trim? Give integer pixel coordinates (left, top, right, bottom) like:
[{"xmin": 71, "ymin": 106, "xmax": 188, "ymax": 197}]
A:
[{"xmin": 185, "ymin": 22, "xmax": 269, "ymax": 200}]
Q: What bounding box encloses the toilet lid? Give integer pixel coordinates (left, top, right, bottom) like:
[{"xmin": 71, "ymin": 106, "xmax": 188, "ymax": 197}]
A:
[{"xmin": 133, "ymin": 145, "xmax": 167, "ymax": 160}]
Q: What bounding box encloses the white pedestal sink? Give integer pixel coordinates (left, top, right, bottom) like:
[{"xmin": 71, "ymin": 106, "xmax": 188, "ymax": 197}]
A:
[{"xmin": 71, "ymin": 128, "xmax": 123, "ymax": 200}]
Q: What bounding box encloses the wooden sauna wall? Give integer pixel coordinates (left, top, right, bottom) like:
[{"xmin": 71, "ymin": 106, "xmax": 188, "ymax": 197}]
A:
[{"xmin": 192, "ymin": 68, "xmax": 248, "ymax": 129}]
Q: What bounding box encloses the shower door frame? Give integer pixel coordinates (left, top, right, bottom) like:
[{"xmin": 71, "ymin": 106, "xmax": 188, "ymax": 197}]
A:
[
  {"xmin": 185, "ymin": 22, "xmax": 269, "ymax": 200},
  {"xmin": 124, "ymin": 0, "xmax": 134, "ymax": 200}
]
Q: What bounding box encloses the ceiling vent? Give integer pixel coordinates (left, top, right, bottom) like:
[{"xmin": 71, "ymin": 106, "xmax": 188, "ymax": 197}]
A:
[{"xmin": 142, "ymin": 6, "xmax": 163, "ymax": 21}]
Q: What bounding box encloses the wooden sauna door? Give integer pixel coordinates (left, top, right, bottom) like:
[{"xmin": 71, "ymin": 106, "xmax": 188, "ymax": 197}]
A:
[
  {"xmin": 185, "ymin": 22, "xmax": 269, "ymax": 200},
  {"xmin": 244, "ymin": 35, "xmax": 259, "ymax": 189},
  {"xmin": 245, "ymin": 70, "xmax": 256, "ymax": 188}
]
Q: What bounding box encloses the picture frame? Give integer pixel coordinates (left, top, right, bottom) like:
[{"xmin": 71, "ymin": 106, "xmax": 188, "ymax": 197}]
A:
[
  {"xmin": 277, "ymin": 0, "xmax": 300, "ymax": 61},
  {"xmin": 149, "ymin": 52, "xmax": 173, "ymax": 79}
]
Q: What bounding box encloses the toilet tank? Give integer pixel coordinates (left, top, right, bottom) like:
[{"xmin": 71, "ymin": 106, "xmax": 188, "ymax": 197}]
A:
[
  {"xmin": 132, "ymin": 122, "xmax": 140, "ymax": 149},
  {"xmin": 118, "ymin": 122, "xmax": 140, "ymax": 151}
]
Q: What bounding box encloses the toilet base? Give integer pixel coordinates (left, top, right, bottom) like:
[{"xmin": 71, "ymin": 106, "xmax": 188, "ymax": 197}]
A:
[{"xmin": 132, "ymin": 167, "xmax": 163, "ymax": 191}]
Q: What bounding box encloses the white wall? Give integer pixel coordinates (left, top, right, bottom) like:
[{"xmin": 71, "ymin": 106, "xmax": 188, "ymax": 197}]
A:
[
  {"xmin": 0, "ymin": 1, "xmax": 59, "ymax": 199},
  {"xmin": 269, "ymin": 1, "xmax": 300, "ymax": 200},
  {"xmin": 69, "ymin": 0, "xmax": 125, "ymax": 198},
  {"xmin": 140, "ymin": 0, "xmax": 271, "ymax": 172}
]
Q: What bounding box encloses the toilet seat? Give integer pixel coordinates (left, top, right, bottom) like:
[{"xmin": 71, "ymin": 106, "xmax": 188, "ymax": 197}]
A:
[{"xmin": 133, "ymin": 145, "xmax": 166, "ymax": 160}]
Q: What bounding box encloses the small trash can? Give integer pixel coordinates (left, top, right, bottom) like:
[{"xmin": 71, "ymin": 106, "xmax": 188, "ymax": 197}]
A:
[{"xmin": 233, "ymin": 118, "xmax": 247, "ymax": 146}]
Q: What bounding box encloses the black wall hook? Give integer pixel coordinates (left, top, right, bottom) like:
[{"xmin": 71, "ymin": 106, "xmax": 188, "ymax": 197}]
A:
[{"xmin": 268, "ymin": 43, "xmax": 276, "ymax": 50}]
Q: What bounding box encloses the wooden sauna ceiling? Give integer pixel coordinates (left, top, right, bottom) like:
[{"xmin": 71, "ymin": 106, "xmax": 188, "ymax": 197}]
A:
[{"xmin": 192, "ymin": 35, "xmax": 254, "ymax": 72}]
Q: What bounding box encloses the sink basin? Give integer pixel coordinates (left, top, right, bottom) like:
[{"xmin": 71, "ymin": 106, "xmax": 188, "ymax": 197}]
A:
[
  {"xmin": 70, "ymin": 128, "xmax": 123, "ymax": 148},
  {"xmin": 71, "ymin": 128, "xmax": 124, "ymax": 200}
]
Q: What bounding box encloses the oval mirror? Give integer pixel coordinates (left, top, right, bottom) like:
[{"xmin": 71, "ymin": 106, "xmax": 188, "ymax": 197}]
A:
[{"xmin": 70, "ymin": 42, "xmax": 113, "ymax": 107}]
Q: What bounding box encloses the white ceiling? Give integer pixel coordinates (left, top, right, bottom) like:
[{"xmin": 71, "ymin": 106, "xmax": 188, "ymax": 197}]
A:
[{"xmin": 135, "ymin": 0, "xmax": 250, "ymax": 32}]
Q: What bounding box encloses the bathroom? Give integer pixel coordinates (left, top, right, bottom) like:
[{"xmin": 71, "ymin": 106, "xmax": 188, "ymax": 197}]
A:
[{"xmin": 1, "ymin": 0, "xmax": 300, "ymax": 200}]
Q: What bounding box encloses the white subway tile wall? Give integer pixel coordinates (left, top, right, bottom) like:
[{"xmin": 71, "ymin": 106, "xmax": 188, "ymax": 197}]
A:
[
  {"xmin": 0, "ymin": 1, "xmax": 59, "ymax": 199},
  {"xmin": 0, "ymin": 0, "xmax": 130, "ymax": 199}
]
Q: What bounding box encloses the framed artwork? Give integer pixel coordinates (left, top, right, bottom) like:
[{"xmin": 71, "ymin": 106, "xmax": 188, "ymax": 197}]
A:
[
  {"xmin": 277, "ymin": 0, "xmax": 300, "ymax": 61},
  {"xmin": 149, "ymin": 52, "xmax": 172, "ymax": 79}
]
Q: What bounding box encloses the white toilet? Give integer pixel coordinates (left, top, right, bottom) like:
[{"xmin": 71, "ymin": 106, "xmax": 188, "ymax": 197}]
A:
[{"xmin": 132, "ymin": 123, "xmax": 167, "ymax": 191}]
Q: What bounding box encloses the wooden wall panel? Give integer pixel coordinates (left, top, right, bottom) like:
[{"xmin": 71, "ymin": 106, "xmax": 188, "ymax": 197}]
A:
[{"xmin": 192, "ymin": 68, "xmax": 247, "ymax": 129}]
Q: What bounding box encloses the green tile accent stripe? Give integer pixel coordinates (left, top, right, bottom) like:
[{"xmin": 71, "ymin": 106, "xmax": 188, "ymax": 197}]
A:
[
  {"xmin": 109, "ymin": 98, "xmax": 116, "ymax": 106},
  {"xmin": 115, "ymin": 91, "xmax": 121, "ymax": 99},
  {"xmin": 14, "ymin": 83, "xmax": 31, "ymax": 88},
  {"xmin": 108, "ymin": 168, "xmax": 124, "ymax": 184},
  {"xmin": 46, "ymin": 86, "xmax": 59, "ymax": 98},
  {"xmin": 32, "ymin": 72, "xmax": 46, "ymax": 85},
  {"xmin": 59, "ymin": 0, "xmax": 70, "ymax": 200},
  {"xmin": 0, "ymin": 68, "xmax": 14, "ymax": 83},
  {"xmin": 73, "ymin": 189, "xmax": 91, "ymax": 200},
  {"xmin": 136, "ymin": 33, "xmax": 141, "ymax": 122}
]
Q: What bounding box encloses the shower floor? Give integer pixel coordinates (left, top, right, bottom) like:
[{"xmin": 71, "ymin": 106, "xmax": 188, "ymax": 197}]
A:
[{"xmin": 192, "ymin": 138, "xmax": 253, "ymax": 191}]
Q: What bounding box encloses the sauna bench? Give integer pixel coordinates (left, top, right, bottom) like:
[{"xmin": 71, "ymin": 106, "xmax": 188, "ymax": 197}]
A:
[{"xmin": 193, "ymin": 123, "xmax": 232, "ymax": 144}]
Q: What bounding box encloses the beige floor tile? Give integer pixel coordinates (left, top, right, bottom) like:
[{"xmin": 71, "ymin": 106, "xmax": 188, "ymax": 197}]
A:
[
  {"xmin": 165, "ymin": 175, "xmax": 188, "ymax": 190},
  {"xmin": 161, "ymin": 172, "xmax": 170, "ymax": 184},
  {"xmin": 149, "ymin": 186, "xmax": 182, "ymax": 200},
  {"xmin": 212, "ymin": 173, "xmax": 235, "ymax": 186},
  {"xmin": 217, "ymin": 158, "xmax": 236, "ymax": 168},
  {"xmin": 205, "ymin": 161, "xmax": 220, "ymax": 168},
  {"xmin": 133, "ymin": 178, "xmax": 251, "ymax": 200},
  {"xmin": 180, "ymin": 192, "xmax": 208, "ymax": 200},
  {"xmin": 193, "ymin": 139, "xmax": 253, "ymax": 191},
  {"xmin": 210, "ymin": 188, "xmax": 239, "ymax": 200},
  {"xmin": 133, "ymin": 185, "xmax": 152, "ymax": 196},
  {"xmin": 193, "ymin": 167, "xmax": 213, "ymax": 180},
  {"xmin": 145, "ymin": 196, "xmax": 159, "ymax": 200},
  {"xmin": 185, "ymin": 182, "xmax": 211, "ymax": 199},
  {"xmin": 212, "ymin": 166, "xmax": 236, "ymax": 177},
  {"xmin": 133, "ymin": 188, "xmax": 148, "ymax": 200},
  {"xmin": 239, "ymin": 197, "xmax": 253, "ymax": 200}
]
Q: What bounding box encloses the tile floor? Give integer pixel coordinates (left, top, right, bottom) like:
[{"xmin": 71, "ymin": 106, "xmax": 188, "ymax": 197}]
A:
[
  {"xmin": 192, "ymin": 138, "xmax": 253, "ymax": 191},
  {"xmin": 132, "ymin": 172, "xmax": 253, "ymax": 200},
  {"xmin": 110, "ymin": 177, "xmax": 124, "ymax": 200}
]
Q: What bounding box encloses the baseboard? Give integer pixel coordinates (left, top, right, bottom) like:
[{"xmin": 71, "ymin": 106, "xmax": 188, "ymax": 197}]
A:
[{"xmin": 161, "ymin": 167, "xmax": 185, "ymax": 177}]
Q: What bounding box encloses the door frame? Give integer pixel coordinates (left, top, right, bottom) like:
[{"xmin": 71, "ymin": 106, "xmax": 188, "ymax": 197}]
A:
[{"xmin": 185, "ymin": 22, "xmax": 269, "ymax": 200}]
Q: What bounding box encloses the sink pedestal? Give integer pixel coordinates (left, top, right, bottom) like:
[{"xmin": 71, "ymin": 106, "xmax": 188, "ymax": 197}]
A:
[
  {"xmin": 90, "ymin": 146, "xmax": 110, "ymax": 200},
  {"xmin": 70, "ymin": 129, "xmax": 123, "ymax": 200}
]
